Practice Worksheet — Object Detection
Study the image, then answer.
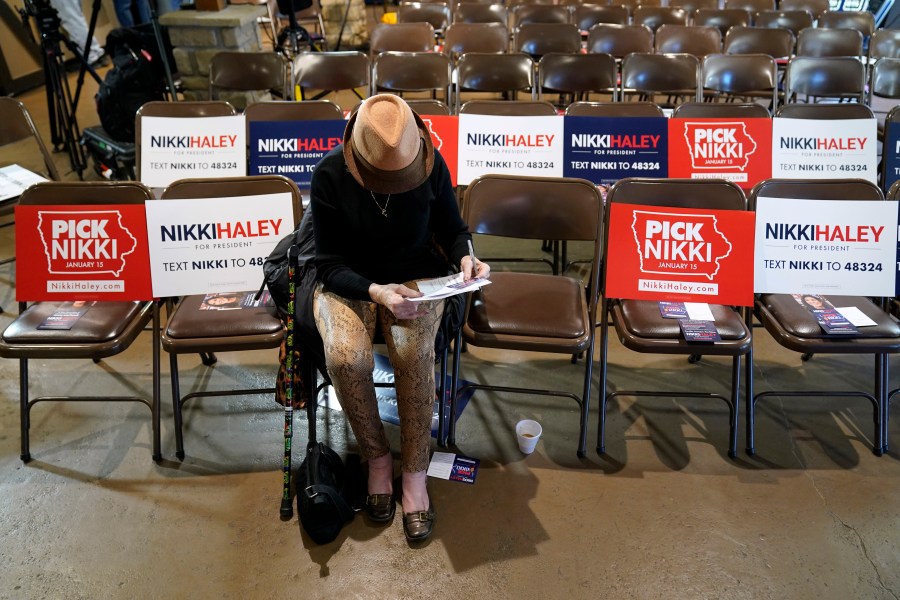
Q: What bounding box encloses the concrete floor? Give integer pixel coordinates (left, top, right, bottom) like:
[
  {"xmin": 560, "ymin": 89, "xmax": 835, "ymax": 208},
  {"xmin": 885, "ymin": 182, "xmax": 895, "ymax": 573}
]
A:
[{"xmin": 1, "ymin": 52, "xmax": 900, "ymax": 600}]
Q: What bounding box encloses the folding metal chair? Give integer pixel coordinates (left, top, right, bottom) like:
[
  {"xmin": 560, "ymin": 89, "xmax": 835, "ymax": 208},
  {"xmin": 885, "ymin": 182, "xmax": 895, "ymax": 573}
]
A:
[{"xmin": 0, "ymin": 181, "xmax": 161, "ymax": 462}]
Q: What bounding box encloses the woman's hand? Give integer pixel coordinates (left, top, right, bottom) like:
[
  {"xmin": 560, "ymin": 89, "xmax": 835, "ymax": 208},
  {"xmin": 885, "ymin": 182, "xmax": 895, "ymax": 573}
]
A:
[
  {"xmin": 461, "ymin": 255, "xmax": 491, "ymax": 281},
  {"xmin": 369, "ymin": 283, "xmax": 424, "ymax": 320}
]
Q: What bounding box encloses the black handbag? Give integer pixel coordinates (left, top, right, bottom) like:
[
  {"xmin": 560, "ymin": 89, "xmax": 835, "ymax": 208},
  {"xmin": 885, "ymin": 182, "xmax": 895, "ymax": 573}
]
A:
[{"xmin": 295, "ymin": 439, "xmax": 355, "ymax": 544}]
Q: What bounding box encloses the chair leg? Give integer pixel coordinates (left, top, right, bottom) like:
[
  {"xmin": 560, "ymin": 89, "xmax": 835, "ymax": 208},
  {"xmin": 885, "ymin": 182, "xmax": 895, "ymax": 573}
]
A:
[
  {"xmin": 20, "ymin": 358, "xmax": 31, "ymax": 463},
  {"xmin": 596, "ymin": 301, "xmax": 611, "ymax": 455},
  {"xmin": 874, "ymin": 353, "xmax": 885, "ymax": 456},
  {"xmin": 170, "ymin": 352, "xmax": 185, "ymax": 460},
  {"xmin": 436, "ymin": 343, "xmax": 449, "ymax": 447},
  {"xmin": 728, "ymin": 355, "xmax": 740, "ymax": 459},
  {"xmin": 151, "ymin": 303, "xmax": 162, "ymax": 462},
  {"xmin": 745, "ymin": 310, "xmax": 756, "ymax": 456},
  {"xmin": 448, "ymin": 328, "xmax": 463, "ymax": 446},
  {"xmin": 883, "ymin": 354, "xmax": 891, "ymax": 454},
  {"xmin": 577, "ymin": 329, "xmax": 596, "ymax": 458}
]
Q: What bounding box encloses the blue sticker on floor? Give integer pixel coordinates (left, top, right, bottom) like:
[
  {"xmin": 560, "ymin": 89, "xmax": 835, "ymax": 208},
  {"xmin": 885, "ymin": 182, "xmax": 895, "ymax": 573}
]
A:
[{"xmin": 321, "ymin": 354, "xmax": 474, "ymax": 438}]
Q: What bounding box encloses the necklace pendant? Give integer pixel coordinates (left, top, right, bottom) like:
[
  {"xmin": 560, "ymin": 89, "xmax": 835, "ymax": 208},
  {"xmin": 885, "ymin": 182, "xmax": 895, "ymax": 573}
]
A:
[{"xmin": 381, "ymin": 209, "xmax": 387, "ymax": 217}]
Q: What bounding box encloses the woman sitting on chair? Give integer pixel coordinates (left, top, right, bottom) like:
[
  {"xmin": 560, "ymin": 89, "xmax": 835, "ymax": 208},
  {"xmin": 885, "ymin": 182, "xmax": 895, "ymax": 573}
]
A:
[{"xmin": 310, "ymin": 94, "xmax": 490, "ymax": 542}]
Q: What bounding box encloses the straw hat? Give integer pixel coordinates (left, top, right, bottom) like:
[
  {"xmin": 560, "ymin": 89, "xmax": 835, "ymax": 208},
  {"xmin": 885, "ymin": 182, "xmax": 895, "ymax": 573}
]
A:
[{"xmin": 343, "ymin": 94, "xmax": 435, "ymax": 194}]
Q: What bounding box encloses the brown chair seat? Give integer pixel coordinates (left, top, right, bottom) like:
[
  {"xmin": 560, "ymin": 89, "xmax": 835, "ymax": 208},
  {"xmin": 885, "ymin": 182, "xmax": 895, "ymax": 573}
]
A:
[
  {"xmin": 3, "ymin": 301, "xmax": 145, "ymax": 345},
  {"xmin": 466, "ymin": 272, "xmax": 587, "ymax": 341},
  {"xmin": 618, "ymin": 300, "xmax": 749, "ymax": 340},
  {"xmin": 163, "ymin": 295, "xmax": 283, "ymax": 342},
  {"xmin": 759, "ymin": 294, "xmax": 900, "ymax": 341}
]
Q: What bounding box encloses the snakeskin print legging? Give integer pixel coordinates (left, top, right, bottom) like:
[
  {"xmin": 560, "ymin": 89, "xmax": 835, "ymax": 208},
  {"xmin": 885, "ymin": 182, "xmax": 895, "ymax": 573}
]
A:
[{"xmin": 313, "ymin": 282, "xmax": 443, "ymax": 473}]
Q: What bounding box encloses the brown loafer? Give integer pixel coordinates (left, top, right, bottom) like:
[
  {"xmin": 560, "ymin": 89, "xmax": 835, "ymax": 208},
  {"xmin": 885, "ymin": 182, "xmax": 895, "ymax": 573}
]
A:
[
  {"xmin": 402, "ymin": 495, "xmax": 435, "ymax": 542},
  {"xmin": 365, "ymin": 493, "xmax": 395, "ymax": 523}
]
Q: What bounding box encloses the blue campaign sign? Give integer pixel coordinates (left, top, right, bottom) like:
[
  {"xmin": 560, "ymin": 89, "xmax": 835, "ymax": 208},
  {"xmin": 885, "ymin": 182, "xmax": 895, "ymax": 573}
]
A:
[
  {"xmin": 248, "ymin": 120, "xmax": 346, "ymax": 187},
  {"xmin": 885, "ymin": 121, "xmax": 900, "ymax": 195},
  {"xmin": 563, "ymin": 116, "xmax": 669, "ymax": 185}
]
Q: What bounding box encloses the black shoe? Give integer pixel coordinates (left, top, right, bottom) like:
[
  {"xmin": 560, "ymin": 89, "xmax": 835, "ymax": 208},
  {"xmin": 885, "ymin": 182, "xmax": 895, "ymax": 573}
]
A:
[
  {"xmin": 365, "ymin": 493, "xmax": 395, "ymax": 523},
  {"xmin": 402, "ymin": 495, "xmax": 435, "ymax": 542}
]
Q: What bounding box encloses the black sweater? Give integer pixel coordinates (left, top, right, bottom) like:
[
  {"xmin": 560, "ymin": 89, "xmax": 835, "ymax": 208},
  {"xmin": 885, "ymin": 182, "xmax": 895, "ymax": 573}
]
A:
[{"xmin": 310, "ymin": 146, "xmax": 471, "ymax": 300}]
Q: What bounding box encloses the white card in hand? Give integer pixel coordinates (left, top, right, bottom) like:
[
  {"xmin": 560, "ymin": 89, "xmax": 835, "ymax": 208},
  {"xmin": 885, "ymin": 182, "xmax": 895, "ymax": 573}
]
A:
[
  {"xmin": 834, "ymin": 306, "xmax": 877, "ymax": 327},
  {"xmin": 684, "ymin": 302, "xmax": 715, "ymax": 322}
]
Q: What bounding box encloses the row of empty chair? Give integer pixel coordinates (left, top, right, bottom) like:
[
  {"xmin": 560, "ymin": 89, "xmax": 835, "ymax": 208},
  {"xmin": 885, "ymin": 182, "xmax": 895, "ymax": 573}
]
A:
[
  {"xmin": 412, "ymin": 2, "xmax": 877, "ymax": 36},
  {"xmin": 374, "ymin": 17, "xmax": 892, "ymax": 56},
  {"xmin": 292, "ymin": 49, "xmax": 883, "ymax": 111}
]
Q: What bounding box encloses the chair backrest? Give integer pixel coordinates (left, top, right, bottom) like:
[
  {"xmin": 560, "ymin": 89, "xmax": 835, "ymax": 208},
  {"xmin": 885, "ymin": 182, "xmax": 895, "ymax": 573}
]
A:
[
  {"xmin": 723, "ymin": 25, "xmax": 794, "ymax": 58},
  {"xmin": 406, "ymin": 99, "xmax": 453, "ymax": 115},
  {"xmin": 655, "ymin": 24, "xmax": 722, "ymax": 57},
  {"xmin": 702, "ymin": 53, "xmax": 778, "ymax": 107},
  {"xmin": 135, "ymin": 101, "xmax": 237, "ymax": 180},
  {"xmin": 514, "ymin": 23, "xmax": 582, "ymax": 58},
  {"xmin": 633, "ymin": 6, "xmax": 689, "ymax": 32},
  {"xmin": 620, "ymin": 52, "xmax": 702, "ymax": 102},
  {"xmin": 615, "ymin": 0, "xmax": 659, "ymax": 13},
  {"xmin": 244, "ymin": 100, "xmax": 344, "ymax": 146},
  {"xmin": 244, "ymin": 99, "xmax": 344, "ymax": 123},
  {"xmin": 538, "ymin": 52, "xmax": 617, "ymax": 100},
  {"xmin": 511, "ymin": 3, "xmax": 571, "ymax": 26},
  {"xmin": 443, "ymin": 23, "xmax": 509, "ymax": 58},
  {"xmin": 454, "ymin": 52, "xmax": 535, "ymax": 111},
  {"xmin": 0, "ymin": 97, "xmax": 60, "ymax": 181},
  {"xmin": 783, "ymin": 55, "xmax": 866, "ymax": 102},
  {"xmin": 870, "ymin": 28, "xmax": 900, "ymax": 60},
  {"xmin": 816, "ymin": 10, "xmax": 875, "ymax": 38},
  {"xmin": 293, "ymin": 51, "xmax": 371, "ymax": 100},
  {"xmin": 398, "ymin": 1, "xmax": 451, "ymax": 33},
  {"xmin": 691, "ymin": 8, "xmax": 751, "ymax": 37},
  {"xmin": 870, "ymin": 57, "xmax": 900, "ymax": 102},
  {"xmin": 160, "ymin": 176, "xmax": 302, "ymax": 226},
  {"xmin": 452, "ymin": 2, "xmax": 508, "ymax": 25},
  {"xmin": 208, "ymin": 52, "xmax": 290, "ymax": 107},
  {"xmin": 463, "ymin": 174, "xmax": 604, "ymax": 302},
  {"xmin": 369, "ymin": 22, "xmax": 436, "ymax": 55},
  {"xmin": 586, "ymin": 24, "xmax": 654, "ymax": 58},
  {"xmin": 572, "ymin": 4, "xmax": 628, "ymax": 30},
  {"xmin": 672, "ymin": 100, "xmax": 770, "ymax": 118},
  {"xmin": 796, "ymin": 27, "xmax": 864, "ymax": 57},
  {"xmin": 459, "ymin": 99, "xmax": 557, "ymax": 115},
  {"xmin": 747, "ymin": 178, "xmax": 882, "ymax": 212},
  {"xmin": 565, "ymin": 101, "xmax": 665, "ymax": 117},
  {"xmin": 20, "ymin": 180, "xmax": 153, "ymax": 208},
  {"xmin": 669, "ymin": 0, "xmax": 718, "ymax": 12},
  {"xmin": 777, "ymin": 0, "xmax": 827, "ymax": 15},
  {"xmin": 723, "ymin": 0, "xmax": 774, "ymax": 13},
  {"xmin": 463, "ymin": 174, "xmax": 602, "ymax": 242},
  {"xmin": 752, "ymin": 9, "xmax": 812, "ymax": 36},
  {"xmin": 775, "ymin": 101, "xmax": 873, "ymax": 120},
  {"xmin": 373, "ymin": 51, "xmax": 452, "ymax": 100}
]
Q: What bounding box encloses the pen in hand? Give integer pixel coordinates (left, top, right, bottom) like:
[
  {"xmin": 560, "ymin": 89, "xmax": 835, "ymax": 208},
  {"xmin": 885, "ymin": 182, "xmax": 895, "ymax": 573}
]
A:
[{"xmin": 467, "ymin": 239, "xmax": 478, "ymax": 281}]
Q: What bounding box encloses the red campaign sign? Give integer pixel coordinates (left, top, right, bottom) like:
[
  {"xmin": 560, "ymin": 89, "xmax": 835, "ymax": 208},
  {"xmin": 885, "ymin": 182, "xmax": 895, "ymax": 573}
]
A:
[
  {"xmin": 420, "ymin": 115, "xmax": 458, "ymax": 186},
  {"xmin": 668, "ymin": 118, "xmax": 772, "ymax": 190},
  {"xmin": 605, "ymin": 203, "xmax": 756, "ymax": 306},
  {"xmin": 15, "ymin": 204, "xmax": 153, "ymax": 301}
]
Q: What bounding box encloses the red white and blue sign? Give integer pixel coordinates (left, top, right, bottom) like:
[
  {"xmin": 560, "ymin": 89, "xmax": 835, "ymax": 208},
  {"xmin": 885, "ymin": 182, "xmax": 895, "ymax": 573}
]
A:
[
  {"xmin": 248, "ymin": 120, "xmax": 345, "ymax": 187},
  {"xmin": 563, "ymin": 116, "xmax": 668, "ymax": 184},
  {"xmin": 884, "ymin": 121, "xmax": 900, "ymax": 195}
]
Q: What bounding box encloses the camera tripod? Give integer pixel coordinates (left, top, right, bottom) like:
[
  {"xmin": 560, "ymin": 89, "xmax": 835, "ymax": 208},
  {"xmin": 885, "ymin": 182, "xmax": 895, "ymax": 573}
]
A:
[{"xmin": 20, "ymin": 0, "xmax": 104, "ymax": 179}]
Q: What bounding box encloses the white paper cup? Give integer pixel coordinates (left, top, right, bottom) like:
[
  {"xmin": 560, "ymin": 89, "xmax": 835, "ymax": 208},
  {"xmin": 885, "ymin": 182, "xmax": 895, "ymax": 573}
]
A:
[{"xmin": 515, "ymin": 419, "xmax": 543, "ymax": 454}]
